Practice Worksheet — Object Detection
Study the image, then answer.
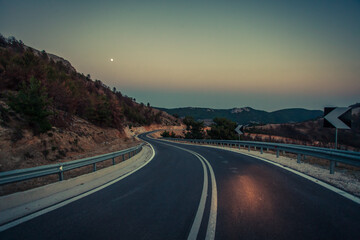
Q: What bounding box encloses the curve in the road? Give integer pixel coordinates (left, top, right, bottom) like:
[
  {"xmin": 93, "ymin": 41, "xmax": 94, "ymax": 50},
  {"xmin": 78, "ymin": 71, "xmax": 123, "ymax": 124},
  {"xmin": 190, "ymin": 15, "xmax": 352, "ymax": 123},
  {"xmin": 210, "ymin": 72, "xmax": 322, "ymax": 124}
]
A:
[
  {"xmin": 162, "ymin": 139, "xmax": 360, "ymax": 205},
  {"xmin": 154, "ymin": 136, "xmax": 360, "ymax": 240}
]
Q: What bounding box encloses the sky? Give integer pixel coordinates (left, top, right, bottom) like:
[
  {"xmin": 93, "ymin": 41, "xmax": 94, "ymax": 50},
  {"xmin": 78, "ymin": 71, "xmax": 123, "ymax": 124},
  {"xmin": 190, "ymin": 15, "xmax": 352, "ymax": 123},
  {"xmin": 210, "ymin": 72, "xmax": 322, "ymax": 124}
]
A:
[{"xmin": 0, "ymin": 0, "xmax": 359, "ymax": 111}]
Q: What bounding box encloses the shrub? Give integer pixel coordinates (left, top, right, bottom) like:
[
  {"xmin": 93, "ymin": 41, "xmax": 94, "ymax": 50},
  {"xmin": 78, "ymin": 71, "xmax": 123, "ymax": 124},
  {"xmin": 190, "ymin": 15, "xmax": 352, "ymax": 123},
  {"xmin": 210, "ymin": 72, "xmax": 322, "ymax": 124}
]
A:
[
  {"xmin": 7, "ymin": 77, "xmax": 52, "ymax": 133},
  {"xmin": 208, "ymin": 117, "xmax": 237, "ymax": 140},
  {"xmin": 161, "ymin": 130, "xmax": 170, "ymax": 137},
  {"xmin": 183, "ymin": 116, "xmax": 204, "ymax": 139}
]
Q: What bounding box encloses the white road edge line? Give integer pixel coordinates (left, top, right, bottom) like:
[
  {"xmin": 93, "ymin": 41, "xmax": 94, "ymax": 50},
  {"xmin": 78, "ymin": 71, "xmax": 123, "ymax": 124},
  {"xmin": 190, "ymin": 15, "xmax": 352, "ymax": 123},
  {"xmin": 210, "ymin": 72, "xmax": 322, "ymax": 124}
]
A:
[
  {"xmin": 187, "ymin": 153, "xmax": 208, "ymax": 240},
  {"xmin": 152, "ymin": 139, "xmax": 217, "ymax": 240},
  {"xmin": 200, "ymin": 154, "xmax": 217, "ymax": 240},
  {"xmin": 166, "ymin": 140, "xmax": 360, "ymax": 205},
  {"xmin": 0, "ymin": 143, "xmax": 156, "ymax": 232}
]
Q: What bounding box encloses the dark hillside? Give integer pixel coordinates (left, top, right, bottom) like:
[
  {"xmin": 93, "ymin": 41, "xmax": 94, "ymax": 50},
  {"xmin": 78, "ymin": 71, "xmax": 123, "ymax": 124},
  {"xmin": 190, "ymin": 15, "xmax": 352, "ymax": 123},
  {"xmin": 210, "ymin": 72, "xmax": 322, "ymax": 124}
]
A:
[
  {"xmin": 0, "ymin": 35, "xmax": 177, "ymax": 132},
  {"xmin": 0, "ymin": 35, "xmax": 178, "ymax": 174}
]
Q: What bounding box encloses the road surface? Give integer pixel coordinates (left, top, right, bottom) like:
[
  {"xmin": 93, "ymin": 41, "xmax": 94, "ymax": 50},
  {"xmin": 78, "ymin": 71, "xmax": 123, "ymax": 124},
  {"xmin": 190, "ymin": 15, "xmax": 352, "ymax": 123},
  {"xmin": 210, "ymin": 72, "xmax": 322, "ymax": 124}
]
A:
[{"xmin": 1, "ymin": 133, "xmax": 359, "ymax": 239}]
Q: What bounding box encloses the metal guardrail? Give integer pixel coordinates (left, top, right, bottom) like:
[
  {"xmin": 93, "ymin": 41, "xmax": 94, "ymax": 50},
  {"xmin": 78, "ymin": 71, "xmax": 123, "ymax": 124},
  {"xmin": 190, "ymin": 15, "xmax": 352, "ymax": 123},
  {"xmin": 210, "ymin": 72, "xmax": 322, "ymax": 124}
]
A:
[
  {"xmin": 165, "ymin": 138, "xmax": 360, "ymax": 174},
  {"xmin": 0, "ymin": 143, "xmax": 145, "ymax": 185}
]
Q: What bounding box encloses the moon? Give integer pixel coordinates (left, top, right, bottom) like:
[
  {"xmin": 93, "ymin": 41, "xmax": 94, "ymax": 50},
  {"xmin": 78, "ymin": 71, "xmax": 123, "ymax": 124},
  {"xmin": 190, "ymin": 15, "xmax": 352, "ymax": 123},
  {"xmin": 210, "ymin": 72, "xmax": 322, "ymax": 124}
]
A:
[{"xmin": 110, "ymin": 58, "xmax": 114, "ymax": 62}]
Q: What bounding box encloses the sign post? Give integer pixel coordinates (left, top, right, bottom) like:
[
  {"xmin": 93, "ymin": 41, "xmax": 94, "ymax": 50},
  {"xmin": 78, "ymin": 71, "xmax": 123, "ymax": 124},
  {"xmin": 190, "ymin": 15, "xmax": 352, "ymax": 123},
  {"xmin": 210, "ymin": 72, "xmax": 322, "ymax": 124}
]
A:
[
  {"xmin": 335, "ymin": 128, "xmax": 338, "ymax": 149},
  {"xmin": 235, "ymin": 125, "xmax": 244, "ymax": 149},
  {"xmin": 323, "ymin": 107, "xmax": 352, "ymax": 173},
  {"xmin": 323, "ymin": 107, "xmax": 352, "ymax": 149}
]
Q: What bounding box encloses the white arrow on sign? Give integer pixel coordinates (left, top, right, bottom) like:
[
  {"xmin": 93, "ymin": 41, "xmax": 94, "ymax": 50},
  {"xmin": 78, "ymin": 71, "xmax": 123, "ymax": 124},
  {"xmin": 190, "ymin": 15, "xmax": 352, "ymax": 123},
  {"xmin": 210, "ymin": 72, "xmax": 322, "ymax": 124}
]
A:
[
  {"xmin": 324, "ymin": 107, "xmax": 351, "ymax": 129},
  {"xmin": 235, "ymin": 125, "xmax": 244, "ymax": 135}
]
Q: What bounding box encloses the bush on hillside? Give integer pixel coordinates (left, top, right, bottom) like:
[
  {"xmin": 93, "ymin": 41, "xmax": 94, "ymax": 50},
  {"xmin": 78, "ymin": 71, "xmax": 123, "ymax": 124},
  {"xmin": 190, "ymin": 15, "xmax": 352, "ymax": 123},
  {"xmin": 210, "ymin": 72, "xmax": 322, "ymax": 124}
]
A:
[
  {"xmin": 183, "ymin": 116, "xmax": 204, "ymax": 139},
  {"xmin": 7, "ymin": 77, "xmax": 52, "ymax": 133},
  {"xmin": 161, "ymin": 130, "xmax": 177, "ymax": 138},
  {"xmin": 207, "ymin": 117, "xmax": 237, "ymax": 140}
]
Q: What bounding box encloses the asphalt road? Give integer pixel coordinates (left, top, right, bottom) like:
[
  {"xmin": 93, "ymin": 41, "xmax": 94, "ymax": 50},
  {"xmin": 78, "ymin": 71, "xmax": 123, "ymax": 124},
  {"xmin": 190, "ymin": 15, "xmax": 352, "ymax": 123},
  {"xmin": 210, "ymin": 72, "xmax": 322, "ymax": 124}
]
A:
[{"xmin": 1, "ymin": 133, "xmax": 360, "ymax": 240}]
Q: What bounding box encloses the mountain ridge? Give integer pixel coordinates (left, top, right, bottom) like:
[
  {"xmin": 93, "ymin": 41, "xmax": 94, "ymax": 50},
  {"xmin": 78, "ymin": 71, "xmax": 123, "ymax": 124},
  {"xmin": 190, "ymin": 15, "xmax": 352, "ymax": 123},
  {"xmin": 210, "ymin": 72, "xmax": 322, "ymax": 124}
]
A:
[{"xmin": 156, "ymin": 106, "xmax": 323, "ymax": 125}]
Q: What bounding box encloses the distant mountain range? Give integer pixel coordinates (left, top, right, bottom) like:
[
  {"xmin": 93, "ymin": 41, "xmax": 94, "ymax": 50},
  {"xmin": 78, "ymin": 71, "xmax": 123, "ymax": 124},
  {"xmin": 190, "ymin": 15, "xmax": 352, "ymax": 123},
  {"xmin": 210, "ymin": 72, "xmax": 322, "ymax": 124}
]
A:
[{"xmin": 156, "ymin": 107, "xmax": 324, "ymax": 125}]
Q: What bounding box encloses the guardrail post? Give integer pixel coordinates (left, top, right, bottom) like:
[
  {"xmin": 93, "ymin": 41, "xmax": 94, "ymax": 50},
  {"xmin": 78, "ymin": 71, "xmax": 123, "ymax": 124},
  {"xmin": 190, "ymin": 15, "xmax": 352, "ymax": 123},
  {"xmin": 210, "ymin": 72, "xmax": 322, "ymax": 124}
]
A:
[
  {"xmin": 261, "ymin": 147, "xmax": 263, "ymax": 154},
  {"xmin": 297, "ymin": 154, "xmax": 301, "ymax": 163},
  {"xmin": 93, "ymin": 163, "xmax": 97, "ymax": 172},
  {"xmin": 276, "ymin": 150, "xmax": 279, "ymax": 158},
  {"xmin": 112, "ymin": 157, "xmax": 115, "ymax": 165},
  {"xmin": 248, "ymin": 146, "xmax": 250, "ymax": 152},
  {"xmin": 330, "ymin": 161, "xmax": 335, "ymax": 174},
  {"xmin": 254, "ymin": 146, "xmax": 257, "ymax": 150},
  {"xmin": 59, "ymin": 165, "xmax": 64, "ymax": 181},
  {"xmin": 238, "ymin": 144, "xmax": 240, "ymax": 150},
  {"xmin": 122, "ymin": 154, "xmax": 125, "ymax": 161}
]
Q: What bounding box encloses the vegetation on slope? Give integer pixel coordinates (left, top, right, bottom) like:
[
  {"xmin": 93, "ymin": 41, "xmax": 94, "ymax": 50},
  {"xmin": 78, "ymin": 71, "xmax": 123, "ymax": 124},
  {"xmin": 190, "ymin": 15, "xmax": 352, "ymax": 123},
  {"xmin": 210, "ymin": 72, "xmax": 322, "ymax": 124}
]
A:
[
  {"xmin": 207, "ymin": 117, "xmax": 237, "ymax": 140},
  {"xmin": 0, "ymin": 35, "xmax": 176, "ymax": 134}
]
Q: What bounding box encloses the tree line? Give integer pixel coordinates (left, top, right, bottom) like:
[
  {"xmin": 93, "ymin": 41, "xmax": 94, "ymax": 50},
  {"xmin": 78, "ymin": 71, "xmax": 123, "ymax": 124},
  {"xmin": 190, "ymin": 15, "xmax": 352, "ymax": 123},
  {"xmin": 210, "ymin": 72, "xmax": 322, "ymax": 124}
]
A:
[{"xmin": 161, "ymin": 116, "xmax": 239, "ymax": 140}]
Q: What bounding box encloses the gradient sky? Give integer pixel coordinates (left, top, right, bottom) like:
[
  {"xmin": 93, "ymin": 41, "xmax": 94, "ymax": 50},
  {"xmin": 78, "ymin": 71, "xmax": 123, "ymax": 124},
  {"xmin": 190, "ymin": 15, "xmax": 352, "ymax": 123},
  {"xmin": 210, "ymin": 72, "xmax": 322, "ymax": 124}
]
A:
[{"xmin": 1, "ymin": 0, "xmax": 359, "ymax": 111}]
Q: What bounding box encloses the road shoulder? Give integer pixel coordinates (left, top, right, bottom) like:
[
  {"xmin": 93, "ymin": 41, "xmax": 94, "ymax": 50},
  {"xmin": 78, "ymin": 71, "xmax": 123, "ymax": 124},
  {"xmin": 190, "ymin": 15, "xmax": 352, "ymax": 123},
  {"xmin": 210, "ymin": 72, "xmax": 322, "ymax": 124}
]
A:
[{"xmin": 0, "ymin": 144, "xmax": 154, "ymax": 227}]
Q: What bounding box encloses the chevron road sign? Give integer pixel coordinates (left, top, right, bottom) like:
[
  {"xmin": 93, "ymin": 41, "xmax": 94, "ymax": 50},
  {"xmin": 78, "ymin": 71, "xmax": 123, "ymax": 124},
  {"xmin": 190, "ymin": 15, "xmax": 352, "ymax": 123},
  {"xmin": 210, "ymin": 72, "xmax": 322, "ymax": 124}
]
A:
[
  {"xmin": 324, "ymin": 107, "xmax": 351, "ymax": 129},
  {"xmin": 324, "ymin": 107, "xmax": 352, "ymax": 151},
  {"xmin": 235, "ymin": 125, "xmax": 244, "ymax": 135}
]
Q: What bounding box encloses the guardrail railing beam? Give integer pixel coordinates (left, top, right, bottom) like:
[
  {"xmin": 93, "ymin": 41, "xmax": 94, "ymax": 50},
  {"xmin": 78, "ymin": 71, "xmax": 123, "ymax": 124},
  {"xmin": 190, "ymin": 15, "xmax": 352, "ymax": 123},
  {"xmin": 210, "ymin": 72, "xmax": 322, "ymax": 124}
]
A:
[
  {"xmin": 163, "ymin": 138, "xmax": 360, "ymax": 175},
  {"xmin": 0, "ymin": 143, "xmax": 144, "ymax": 186}
]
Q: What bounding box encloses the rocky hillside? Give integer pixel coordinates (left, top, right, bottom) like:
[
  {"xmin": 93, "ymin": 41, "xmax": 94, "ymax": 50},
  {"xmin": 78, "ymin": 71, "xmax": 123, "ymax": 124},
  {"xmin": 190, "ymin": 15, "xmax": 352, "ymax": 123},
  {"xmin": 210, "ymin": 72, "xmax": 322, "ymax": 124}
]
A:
[
  {"xmin": 157, "ymin": 107, "xmax": 323, "ymax": 125},
  {"xmin": 0, "ymin": 35, "xmax": 179, "ymax": 130},
  {"xmin": 0, "ymin": 35, "xmax": 179, "ymax": 171}
]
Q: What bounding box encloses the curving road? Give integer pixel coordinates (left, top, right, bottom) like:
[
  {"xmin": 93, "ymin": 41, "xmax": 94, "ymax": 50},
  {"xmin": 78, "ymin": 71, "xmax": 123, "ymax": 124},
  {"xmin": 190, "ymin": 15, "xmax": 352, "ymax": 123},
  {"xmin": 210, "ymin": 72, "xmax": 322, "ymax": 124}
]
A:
[{"xmin": 1, "ymin": 133, "xmax": 360, "ymax": 239}]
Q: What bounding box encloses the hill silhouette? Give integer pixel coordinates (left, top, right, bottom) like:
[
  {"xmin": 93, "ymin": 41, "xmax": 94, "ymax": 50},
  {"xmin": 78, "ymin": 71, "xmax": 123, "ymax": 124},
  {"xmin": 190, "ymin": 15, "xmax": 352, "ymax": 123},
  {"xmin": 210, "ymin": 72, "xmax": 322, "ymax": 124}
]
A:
[
  {"xmin": 157, "ymin": 107, "xmax": 323, "ymax": 125},
  {"xmin": 0, "ymin": 35, "xmax": 178, "ymax": 174},
  {"xmin": 0, "ymin": 35, "xmax": 177, "ymax": 132}
]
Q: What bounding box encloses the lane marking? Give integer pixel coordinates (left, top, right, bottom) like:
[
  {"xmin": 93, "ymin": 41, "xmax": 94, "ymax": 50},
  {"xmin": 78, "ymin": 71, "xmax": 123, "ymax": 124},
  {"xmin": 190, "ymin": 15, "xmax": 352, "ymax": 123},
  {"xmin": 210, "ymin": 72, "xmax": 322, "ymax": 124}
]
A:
[
  {"xmin": 198, "ymin": 153, "xmax": 217, "ymax": 240},
  {"xmin": 151, "ymin": 139, "xmax": 217, "ymax": 240},
  {"xmin": 0, "ymin": 144, "xmax": 156, "ymax": 232},
  {"xmin": 165, "ymin": 140, "xmax": 360, "ymax": 205},
  {"xmin": 187, "ymin": 154, "xmax": 208, "ymax": 240}
]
